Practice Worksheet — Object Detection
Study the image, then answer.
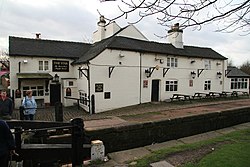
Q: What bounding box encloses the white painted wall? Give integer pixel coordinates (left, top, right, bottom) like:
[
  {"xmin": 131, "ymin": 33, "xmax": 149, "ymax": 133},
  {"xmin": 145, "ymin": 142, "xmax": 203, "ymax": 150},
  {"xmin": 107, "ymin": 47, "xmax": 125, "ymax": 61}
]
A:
[
  {"xmin": 9, "ymin": 56, "xmax": 77, "ymax": 108},
  {"xmin": 116, "ymin": 25, "xmax": 148, "ymax": 41}
]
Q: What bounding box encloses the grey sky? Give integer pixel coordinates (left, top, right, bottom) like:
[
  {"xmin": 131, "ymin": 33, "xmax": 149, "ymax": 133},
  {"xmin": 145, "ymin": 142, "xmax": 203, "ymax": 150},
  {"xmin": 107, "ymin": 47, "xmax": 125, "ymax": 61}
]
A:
[{"xmin": 0, "ymin": 0, "xmax": 249, "ymax": 66}]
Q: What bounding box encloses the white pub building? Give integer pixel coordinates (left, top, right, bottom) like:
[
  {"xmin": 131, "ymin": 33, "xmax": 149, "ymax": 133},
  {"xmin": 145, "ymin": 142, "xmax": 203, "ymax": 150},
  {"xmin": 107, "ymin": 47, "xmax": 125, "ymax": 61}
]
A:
[{"xmin": 9, "ymin": 16, "xmax": 249, "ymax": 114}]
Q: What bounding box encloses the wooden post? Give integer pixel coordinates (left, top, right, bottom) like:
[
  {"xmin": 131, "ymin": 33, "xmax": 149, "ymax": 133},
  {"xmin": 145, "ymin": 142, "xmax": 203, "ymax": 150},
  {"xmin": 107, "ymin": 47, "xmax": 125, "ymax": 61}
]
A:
[
  {"xmin": 91, "ymin": 94, "xmax": 95, "ymax": 114},
  {"xmin": 55, "ymin": 102, "xmax": 63, "ymax": 122},
  {"xmin": 14, "ymin": 127, "xmax": 22, "ymax": 162},
  {"xmin": 71, "ymin": 118, "xmax": 84, "ymax": 167}
]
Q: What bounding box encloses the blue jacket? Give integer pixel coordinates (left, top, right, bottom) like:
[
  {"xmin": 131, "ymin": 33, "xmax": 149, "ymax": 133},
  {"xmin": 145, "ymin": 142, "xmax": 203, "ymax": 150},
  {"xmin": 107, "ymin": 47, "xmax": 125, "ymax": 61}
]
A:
[
  {"xmin": 22, "ymin": 96, "xmax": 37, "ymax": 115},
  {"xmin": 0, "ymin": 120, "xmax": 15, "ymax": 157}
]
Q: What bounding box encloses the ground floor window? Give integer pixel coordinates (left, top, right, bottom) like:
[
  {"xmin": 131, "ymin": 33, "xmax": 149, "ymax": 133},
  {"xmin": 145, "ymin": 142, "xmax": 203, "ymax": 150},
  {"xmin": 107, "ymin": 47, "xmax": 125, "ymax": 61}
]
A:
[
  {"xmin": 231, "ymin": 78, "xmax": 248, "ymax": 89},
  {"xmin": 165, "ymin": 80, "xmax": 178, "ymax": 91},
  {"xmin": 204, "ymin": 80, "xmax": 211, "ymax": 90},
  {"xmin": 22, "ymin": 86, "xmax": 44, "ymax": 97},
  {"xmin": 80, "ymin": 92, "xmax": 88, "ymax": 105}
]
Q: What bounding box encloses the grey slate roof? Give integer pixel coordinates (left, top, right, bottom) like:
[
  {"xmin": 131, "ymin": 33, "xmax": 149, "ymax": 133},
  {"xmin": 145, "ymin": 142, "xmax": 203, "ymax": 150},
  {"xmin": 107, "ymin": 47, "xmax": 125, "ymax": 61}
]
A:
[
  {"xmin": 227, "ymin": 66, "xmax": 250, "ymax": 78},
  {"xmin": 9, "ymin": 35, "xmax": 227, "ymax": 64},
  {"xmin": 9, "ymin": 36, "xmax": 91, "ymax": 59},
  {"xmin": 74, "ymin": 36, "xmax": 227, "ymax": 64}
]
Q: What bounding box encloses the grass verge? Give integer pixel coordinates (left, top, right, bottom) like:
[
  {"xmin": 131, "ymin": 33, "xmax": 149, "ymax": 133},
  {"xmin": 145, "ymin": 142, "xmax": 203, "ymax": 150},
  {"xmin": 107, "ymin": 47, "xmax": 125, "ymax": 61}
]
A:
[{"xmin": 129, "ymin": 128, "xmax": 250, "ymax": 167}]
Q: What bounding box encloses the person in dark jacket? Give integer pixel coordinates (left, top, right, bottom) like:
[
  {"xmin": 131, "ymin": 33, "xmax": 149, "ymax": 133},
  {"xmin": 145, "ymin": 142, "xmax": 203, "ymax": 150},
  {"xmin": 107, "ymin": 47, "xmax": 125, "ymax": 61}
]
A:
[
  {"xmin": 0, "ymin": 90, "xmax": 13, "ymax": 120},
  {"xmin": 0, "ymin": 120, "xmax": 16, "ymax": 167}
]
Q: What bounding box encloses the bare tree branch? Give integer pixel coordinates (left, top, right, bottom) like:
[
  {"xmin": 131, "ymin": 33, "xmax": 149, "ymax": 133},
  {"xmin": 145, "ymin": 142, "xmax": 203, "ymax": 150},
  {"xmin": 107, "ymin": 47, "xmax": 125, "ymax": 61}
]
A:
[{"xmin": 99, "ymin": 0, "xmax": 250, "ymax": 35}]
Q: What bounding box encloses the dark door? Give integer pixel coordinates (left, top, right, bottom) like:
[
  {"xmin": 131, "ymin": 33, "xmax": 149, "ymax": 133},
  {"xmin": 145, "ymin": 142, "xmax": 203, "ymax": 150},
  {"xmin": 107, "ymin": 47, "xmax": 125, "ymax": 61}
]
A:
[
  {"xmin": 50, "ymin": 84, "xmax": 61, "ymax": 106},
  {"xmin": 151, "ymin": 80, "xmax": 159, "ymax": 102}
]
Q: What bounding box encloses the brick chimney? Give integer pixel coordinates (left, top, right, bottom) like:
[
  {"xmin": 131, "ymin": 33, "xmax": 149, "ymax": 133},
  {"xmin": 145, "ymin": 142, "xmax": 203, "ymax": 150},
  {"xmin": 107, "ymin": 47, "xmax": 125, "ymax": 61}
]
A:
[{"xmin": 168, "ymin": 23, "xmax": 183, "ymax": 49}]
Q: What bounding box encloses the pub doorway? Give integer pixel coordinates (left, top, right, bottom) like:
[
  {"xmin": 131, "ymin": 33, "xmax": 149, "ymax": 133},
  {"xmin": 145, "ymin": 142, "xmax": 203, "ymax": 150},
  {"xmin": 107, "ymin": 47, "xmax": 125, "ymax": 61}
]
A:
[{"xmin": 151, "ymin": 80, "xmax": 160, "ymax": 102}]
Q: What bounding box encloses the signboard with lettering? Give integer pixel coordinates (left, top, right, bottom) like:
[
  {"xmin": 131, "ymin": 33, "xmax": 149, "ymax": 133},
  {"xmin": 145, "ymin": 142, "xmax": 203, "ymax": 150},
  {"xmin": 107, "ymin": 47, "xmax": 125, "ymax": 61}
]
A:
[{"xmin": 52, "ymin": 60, "xmax": 69, "ymax": 72}]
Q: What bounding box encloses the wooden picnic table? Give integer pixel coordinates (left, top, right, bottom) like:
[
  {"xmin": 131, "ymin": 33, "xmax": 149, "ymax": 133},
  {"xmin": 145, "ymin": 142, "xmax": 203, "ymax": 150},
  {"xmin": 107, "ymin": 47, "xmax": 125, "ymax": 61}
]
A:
[
  {"xmin": 171, "ymin": 93, "xmax": 191, "ymax": 102},
  {"xmin": 208, "ymin": 92, "xmax": 224, "ymax": 98},
  {"xmin": 193, "ymin": 92, "xmax": 209, "ymax": 99},
  {"xmin": 232, "ymin": 91, "xmax": 249, "ymax": 96},
  {"xmin": 222, "ymin": 91, "xmax": 238, "ymax": 97}
]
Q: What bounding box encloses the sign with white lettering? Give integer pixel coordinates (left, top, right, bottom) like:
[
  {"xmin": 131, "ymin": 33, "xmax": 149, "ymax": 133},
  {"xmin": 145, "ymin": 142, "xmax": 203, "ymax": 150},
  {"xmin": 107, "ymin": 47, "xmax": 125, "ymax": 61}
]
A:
[{"xmin": 52, "ymin": 60, "xmax": 69, "ymax": 72}]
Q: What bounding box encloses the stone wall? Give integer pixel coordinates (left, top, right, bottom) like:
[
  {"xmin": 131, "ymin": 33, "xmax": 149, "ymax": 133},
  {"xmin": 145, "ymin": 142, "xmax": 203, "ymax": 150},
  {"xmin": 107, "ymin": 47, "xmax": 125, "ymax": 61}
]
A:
[{"xmin": 87, "ymin": 107, "xmax": 250, "ymax": 153}]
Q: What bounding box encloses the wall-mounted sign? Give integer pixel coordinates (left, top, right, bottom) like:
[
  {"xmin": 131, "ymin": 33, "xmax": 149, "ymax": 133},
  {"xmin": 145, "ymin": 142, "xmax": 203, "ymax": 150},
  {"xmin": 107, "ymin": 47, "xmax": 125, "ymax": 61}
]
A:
[
  {"xmin": 104, "ymin": 92, "xmax": 111, "ymax": 99},
  {"xmin": 189, "ymin": 80, "xmax": 193, "ymax": 87},
  {"xmin": 66, "ymin": 87, "xmax": 71, "ymax": 96},
  {"xmin": 52, "ymin": 60, "xmax": 69, "ymax": 72},
  {"xmin": 95, "ymin": 83, "xmax": 104, "ymax": 92},
  {"xmin": 143, "ymin": 80, "xmax": 148, "ymax": 88}
]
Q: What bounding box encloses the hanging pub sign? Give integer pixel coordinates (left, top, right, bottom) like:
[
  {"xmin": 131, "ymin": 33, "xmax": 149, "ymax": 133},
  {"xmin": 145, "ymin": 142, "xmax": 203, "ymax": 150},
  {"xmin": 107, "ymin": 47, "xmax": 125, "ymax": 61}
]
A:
[
  {"xmin": 95, "ymin": 83, "xmax": 104, "ymax": 92},
  {"xmin": 52, "ymin": 60, "xmax": 69, "ymax": 72}
]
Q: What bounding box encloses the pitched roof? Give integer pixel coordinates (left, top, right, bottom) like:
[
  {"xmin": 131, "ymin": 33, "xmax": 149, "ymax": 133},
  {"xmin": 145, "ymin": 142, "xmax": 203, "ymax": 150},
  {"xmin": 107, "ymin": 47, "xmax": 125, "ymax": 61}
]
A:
[
  {"xmin": 9, "ymin": 36, "xmax": 227, "ymax": 64},
  {"xmin": 227, "ymin": 66, "xmax": 250, "ymax": 78},
  {"xmin": 9, "ymin": 36, "xmax": 91, "ymax": 59},
  {"xmin": 74, "ymin": 36, "xmax": 227, "ymax": 64}
]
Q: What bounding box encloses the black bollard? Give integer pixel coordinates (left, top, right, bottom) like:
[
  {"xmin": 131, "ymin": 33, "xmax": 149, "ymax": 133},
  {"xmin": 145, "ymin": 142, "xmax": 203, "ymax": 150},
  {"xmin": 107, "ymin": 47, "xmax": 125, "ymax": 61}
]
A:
[
  {"xmin": 55, "ymin": 102, "xmax": 63, "ymax": 122},
  {"xmin": 71, "ymin": 118, "xmax": 84, "ymax": 167}
]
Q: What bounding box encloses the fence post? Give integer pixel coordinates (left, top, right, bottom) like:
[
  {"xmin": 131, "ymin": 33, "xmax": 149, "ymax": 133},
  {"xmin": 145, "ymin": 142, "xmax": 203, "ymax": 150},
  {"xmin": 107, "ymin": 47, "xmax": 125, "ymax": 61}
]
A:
[
  {"xmin": 91, "ymin": 94, "xmax": 95, "ymax": 114},
  {"xmin": 71, "ymin": 118, "xmax": 84, "ymax": 167},
  {"xmin": 55, "ymin": 102, "xmax": 63, "ymax": 122}
]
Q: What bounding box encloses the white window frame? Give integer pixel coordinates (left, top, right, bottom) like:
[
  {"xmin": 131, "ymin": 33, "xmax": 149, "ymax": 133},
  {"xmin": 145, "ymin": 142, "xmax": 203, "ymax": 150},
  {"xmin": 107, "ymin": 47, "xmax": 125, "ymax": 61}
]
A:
[
  {"xmin": 80, "ymin": 92, "xmax": 88, "ymax": 105},
  {"xmin": 231, "ymin": 78, "xmax": 248, "ymax": 89},
  {"xmin": 167, "ymin": 57, "xmax": 178, "ymax": 68},
  {"xmin": 39, "ymin": 61, "xmax": 49, "ymax": 71},
  {"xmin": 165, "ymin": 80, "xmax": 178, "ymax": 92},
  {"xmin": 204, "ymin": 80, "xmax": 211, "ymax": 90}
]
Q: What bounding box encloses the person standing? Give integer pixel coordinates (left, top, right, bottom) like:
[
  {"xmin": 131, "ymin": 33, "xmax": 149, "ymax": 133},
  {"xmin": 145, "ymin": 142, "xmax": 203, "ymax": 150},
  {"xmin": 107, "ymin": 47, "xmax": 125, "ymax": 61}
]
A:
[
  {"xmin": 0, "ymin": 120, "xmax": 16, "ymax": 167},
  {"xmin": 22, "ymin": 90, "xmax": 37, "ymax": 120},
  {"xmin": 0, "ymin": 90, "xmax": 13, "ymax": 120}
]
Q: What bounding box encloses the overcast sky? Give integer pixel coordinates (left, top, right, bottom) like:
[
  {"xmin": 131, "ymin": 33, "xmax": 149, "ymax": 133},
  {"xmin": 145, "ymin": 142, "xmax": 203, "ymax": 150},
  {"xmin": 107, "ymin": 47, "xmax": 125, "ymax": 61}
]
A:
[{"xmin": 0, "ymin": 0, "xmax": 249, "ymax": 67}]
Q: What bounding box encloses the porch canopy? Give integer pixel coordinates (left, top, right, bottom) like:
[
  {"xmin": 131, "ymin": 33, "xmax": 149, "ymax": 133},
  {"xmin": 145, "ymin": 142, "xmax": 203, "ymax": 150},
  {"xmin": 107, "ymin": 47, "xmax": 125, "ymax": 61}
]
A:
[{"xmin": 16, "ymin": 73, "xmax": 53, "ymax": 79}]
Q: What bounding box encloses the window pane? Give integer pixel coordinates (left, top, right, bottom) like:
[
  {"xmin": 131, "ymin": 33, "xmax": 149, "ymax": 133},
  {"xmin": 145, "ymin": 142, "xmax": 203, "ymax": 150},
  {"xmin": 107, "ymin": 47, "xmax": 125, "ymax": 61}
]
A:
[
  {"xmin": 39, "ymin": 61, "xmax": 43, "ymax": 70},
  {"xmin": 44, "ymin": 61, "xmax": 49, "ymax": 70}
]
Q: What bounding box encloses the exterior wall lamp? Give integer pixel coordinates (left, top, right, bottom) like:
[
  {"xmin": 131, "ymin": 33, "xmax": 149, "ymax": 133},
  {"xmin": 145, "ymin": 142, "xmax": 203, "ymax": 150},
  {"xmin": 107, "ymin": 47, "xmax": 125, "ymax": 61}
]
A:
[
  {"xmin": 145, "ymin": 66, "xmax": 158, "ymax": 78},
  {"xmin": 53, "ymin": 73, "xmax": 60, "ymax": 83},
  {"xmin": 217, "ymin": 72, "xmax": 222, "ymax": 79},
  {"xmin": 145, "ymin": 69, "xmax": 151, "ymax": 78},
  {"xmin": 190, "ymin": 71, "xmax": 196, "ymax": 79}
]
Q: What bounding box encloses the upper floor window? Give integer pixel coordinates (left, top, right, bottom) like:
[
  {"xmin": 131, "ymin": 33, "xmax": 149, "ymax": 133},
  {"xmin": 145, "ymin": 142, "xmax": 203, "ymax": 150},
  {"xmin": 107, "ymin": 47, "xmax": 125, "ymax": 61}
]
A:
[
  {"xmin": 231, "ymin": 78, "xmax": 248, "ymax": 89},
  {"xmin": 204, "ymin": 80, "xmax": 211, "ymax": 90},
  {"xmin": 204, "ymin": 60, "xmax": 211, "ymax": 70},
  {"xmin": 39, "ymin": 61, "xmax": 49, "ymax": 71},
  {"xmin": 167, "ymin": 57, "xmax": 178, "ymax": 68},
  {"xmin": 165, "ymin": 80, "xmax": 178, "ymax": 91}
]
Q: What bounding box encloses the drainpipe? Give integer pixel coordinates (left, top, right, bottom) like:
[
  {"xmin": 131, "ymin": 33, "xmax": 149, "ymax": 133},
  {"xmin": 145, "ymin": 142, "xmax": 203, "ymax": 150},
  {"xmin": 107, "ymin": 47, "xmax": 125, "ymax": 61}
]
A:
[
  {"xmin": 18, "ymin": 62, "xmax": 21, "ymax": 73},
  {"xmin": 87, "ymin": 62, "xmax": 91, "ymax": 114},
  {"xmin": 139, "ymin": 53, "xmax": 142, "ymax": 104}
]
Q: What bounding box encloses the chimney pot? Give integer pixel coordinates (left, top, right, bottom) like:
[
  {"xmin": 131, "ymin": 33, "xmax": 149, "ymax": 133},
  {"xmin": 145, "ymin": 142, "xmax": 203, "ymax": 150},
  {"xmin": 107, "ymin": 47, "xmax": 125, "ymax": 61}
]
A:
[{"xmin": 36, "ymin": 33, "xmax": 41, "ymax": 39}]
